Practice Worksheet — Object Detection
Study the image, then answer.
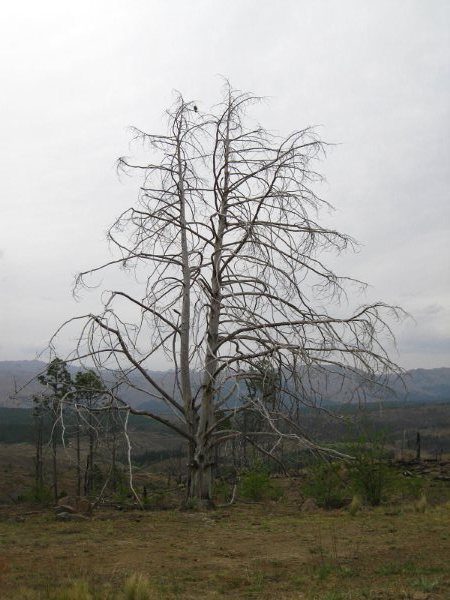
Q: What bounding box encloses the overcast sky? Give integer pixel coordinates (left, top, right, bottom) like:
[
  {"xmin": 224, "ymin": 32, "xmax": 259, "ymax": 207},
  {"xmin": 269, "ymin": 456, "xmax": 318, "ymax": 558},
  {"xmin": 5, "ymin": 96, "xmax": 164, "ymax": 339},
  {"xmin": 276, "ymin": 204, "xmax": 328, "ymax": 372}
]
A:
[{"xmin": 0, "ymin": 0, "xmax": 449, "ymax": 369}]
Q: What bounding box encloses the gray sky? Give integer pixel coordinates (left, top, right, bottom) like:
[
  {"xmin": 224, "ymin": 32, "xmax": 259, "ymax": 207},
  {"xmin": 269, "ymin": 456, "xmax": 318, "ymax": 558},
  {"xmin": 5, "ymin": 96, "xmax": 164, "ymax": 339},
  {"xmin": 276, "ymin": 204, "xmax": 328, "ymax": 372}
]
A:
[{"xmin": 0, "ymin": 0, "xmax": 449, "ymax": 369}]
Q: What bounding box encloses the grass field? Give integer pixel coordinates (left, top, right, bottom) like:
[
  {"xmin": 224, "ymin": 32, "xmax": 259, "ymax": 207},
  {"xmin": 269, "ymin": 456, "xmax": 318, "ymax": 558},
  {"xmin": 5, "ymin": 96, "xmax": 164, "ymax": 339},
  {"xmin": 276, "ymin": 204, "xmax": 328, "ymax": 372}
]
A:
[
  {"xmin": 1, "ymin": 487, "xmax": 449, "ymax": 599},
  {"xmin": 1, "ymin": 410, "xmax": 449, "ymax": 600}
]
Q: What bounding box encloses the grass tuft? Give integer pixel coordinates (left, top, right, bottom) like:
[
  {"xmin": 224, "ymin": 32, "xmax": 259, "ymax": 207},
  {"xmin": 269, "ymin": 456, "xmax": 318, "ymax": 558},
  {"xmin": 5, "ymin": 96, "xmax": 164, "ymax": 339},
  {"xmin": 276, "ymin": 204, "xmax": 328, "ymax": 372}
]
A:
[
  {"xmin": 348, "ymin": 494, "xmax": 362, "ymax": 516},
  {"xmin": 123, "ymin": 573, "xmax": 156, "ymax": 600},
  {"xmin": 50, "ymin": 580, "xmax": 93, "ymax": 600},
  {"xmin": 412, "ymin": 576, "xmax": 440, "ymax": 592},
  {"xmin": 414, "ymin": 493, "xmax": 428, "ymax": 513}
]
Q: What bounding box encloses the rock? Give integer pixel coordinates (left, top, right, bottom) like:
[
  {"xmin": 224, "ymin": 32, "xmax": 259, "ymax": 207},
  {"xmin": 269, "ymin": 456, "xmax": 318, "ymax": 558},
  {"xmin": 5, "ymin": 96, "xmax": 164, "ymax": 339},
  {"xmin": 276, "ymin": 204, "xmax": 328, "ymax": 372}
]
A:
[
  {"xmin": 57, "ymin": 495, "xmax": 76, "ymax": 507},
  {"xmin": 56, "ymin": 496, "xmax": 92, "ymax": 516},
  {"xmin": 76, "ymin": 498, "xmax": 92, "ymax": 515},
  {"xmin": 56, "ymin": 512, "xmax": 89, "ymax": 522},
  {"xmin": 300, "ymin": 498, "xmax": 319, "ymax": 512},
  {"xmin": 55, "ymin": 504, "xmax": 77, "ymax": 515}
]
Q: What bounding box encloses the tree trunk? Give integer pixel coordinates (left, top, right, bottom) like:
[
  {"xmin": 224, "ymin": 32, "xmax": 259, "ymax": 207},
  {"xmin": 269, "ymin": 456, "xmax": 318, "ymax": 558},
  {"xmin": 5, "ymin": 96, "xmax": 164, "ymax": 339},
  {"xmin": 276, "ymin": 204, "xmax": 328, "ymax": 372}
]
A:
[
  {"xmin": 243, "ymin": 410, "xmax": 248, "ymax": 466},
  {"xmin": 111, "ymin": 435, "xmax": 117, "ymax": 493},
  {"xmin": 76, "ymin": 411, "xmax": 81, "ymax": 496},
  {"xmin": 185, "ymin": 101, "xmax": 232, "ymax": 507},
  {"xmin": 84, "ymin": 408, "xmax": 95, "ymax": 495},
  {"xmin": 34, "ymin": 410, "xmax": 43, "ymax": 490},
  {"xmin": 84, "ymin": 455, "xmax": 90, "ymax": 496},
  {"xmin": 187, "ymin": 438, "xmax": 215, "ymax": 507},
  {"xmin": 109, "ymin": 405, "xmax": 118, "ymax": 492},
  {"xmin": 52, "ymin": 427, "xmax": 58, "ymax": 503},
  {"xmin": 89, "ymin": 426, "xmax": 94, "ymax": 493}
]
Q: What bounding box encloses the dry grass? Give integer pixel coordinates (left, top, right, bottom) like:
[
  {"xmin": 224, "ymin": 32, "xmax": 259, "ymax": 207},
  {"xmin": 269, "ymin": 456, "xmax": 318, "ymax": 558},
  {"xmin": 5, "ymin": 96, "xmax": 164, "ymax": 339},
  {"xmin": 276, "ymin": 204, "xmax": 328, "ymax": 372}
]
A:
[
  {"xmin": 1, "ymin": 442, "xmax": 449, "ymax": 598},
  {"xmin": 0, "ymin": 494, "xmax": 449, "ymax": 599}
]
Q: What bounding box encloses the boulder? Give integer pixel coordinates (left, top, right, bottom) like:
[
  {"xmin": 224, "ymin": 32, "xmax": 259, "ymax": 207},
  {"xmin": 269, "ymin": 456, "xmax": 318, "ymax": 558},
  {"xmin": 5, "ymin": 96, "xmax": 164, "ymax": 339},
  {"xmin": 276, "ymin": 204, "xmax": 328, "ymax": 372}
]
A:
[
  {"xmin": 300, "ymin": 498, "xmax": 319, "ymax": 512},
  {"xmin": 56, "ymin": 496, "xmax": 92, "ymax": 516},
  {"xmin": 55, "ymin": 504, "xmax": 77, "ymax": 515},
  {"xmin": 76, "ymin": 498, "xmax": 92, "ymax": 515},
  {"xmin": 57, "ymin": 495, "xmax": 76, "ymax": 507},
  {"xmin": 56, "ymin": 512, "xmax": 89, "ymax": 522}
]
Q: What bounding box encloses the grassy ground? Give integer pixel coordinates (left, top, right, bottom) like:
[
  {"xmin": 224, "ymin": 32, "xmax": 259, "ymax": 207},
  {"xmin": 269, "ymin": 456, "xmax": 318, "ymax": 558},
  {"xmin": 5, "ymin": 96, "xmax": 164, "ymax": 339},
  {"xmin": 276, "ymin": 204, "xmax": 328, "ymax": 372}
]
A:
[
  {"xmin": 0, "ymin": 493, "xmax": 449, "ymax": 599},
  {"xmin": 1, "ymin": 438, "xmax": 449, "ymax": 599}
]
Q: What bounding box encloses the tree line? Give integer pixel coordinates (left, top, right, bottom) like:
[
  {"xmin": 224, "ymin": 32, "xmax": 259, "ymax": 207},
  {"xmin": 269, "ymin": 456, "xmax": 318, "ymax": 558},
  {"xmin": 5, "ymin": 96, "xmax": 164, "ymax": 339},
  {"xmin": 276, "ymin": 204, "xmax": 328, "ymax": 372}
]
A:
[
  {"xmin": 33, "ymin": 358, "xmax": 123, "ymax": 503},
  {"xmin": 31, "ymin": 356, "xmax": 314, "ymax": 506}
]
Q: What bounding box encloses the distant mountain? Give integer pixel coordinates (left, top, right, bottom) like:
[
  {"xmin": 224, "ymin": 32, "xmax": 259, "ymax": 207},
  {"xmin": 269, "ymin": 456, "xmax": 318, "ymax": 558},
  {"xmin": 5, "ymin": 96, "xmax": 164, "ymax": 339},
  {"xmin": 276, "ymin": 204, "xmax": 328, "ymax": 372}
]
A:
[
  {"xmin": 0, "ymin": 360, "xmax": 48, "ymax": 407},
  {"xmin": 401, "ymin": 368, "xmax": 450, "ymax": 403},
  {"xmin": 0, "ymin": 360, "xmax": 174, "ymax": 411},
  {"xmin": 0, "ymin": 360, "xmax": 449, "ymax": 410}
]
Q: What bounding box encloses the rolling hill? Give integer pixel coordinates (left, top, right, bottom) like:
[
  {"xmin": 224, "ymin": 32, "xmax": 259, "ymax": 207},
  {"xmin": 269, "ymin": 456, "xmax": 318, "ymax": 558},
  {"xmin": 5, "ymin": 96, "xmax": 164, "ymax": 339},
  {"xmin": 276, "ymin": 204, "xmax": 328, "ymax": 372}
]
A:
[{"xmin": 0, "ymin": 360, "xmax": 449, "ymax": 411}]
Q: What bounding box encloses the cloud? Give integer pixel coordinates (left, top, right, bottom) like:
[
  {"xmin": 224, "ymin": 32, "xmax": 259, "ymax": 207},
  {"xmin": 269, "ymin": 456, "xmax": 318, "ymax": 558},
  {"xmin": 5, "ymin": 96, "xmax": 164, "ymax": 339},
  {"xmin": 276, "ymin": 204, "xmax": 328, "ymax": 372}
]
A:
[{"xmin": 0, "ymin": 0, "xmax": 449, "ymax": 369}]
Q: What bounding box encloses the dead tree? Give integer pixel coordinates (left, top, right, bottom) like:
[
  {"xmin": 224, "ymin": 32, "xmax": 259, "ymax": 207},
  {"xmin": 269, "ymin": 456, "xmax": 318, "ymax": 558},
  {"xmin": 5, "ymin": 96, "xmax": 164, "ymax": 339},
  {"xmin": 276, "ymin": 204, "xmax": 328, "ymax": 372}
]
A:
[{"xmin": 55, "ymin": 84, "xmax": 403, "ymax": 506}]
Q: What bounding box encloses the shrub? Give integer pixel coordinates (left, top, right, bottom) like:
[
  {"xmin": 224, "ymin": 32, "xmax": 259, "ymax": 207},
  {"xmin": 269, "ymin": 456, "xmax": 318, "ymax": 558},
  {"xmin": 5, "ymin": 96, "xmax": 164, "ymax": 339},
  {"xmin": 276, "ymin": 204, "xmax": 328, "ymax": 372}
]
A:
[
  {"xmin": 114, "ymin": 480, "xmax": 133, "ymax": 505},
  {"xmin": 24, "ymin": 484, "xmax": 53, "ymax": 505},
  {"xmin": 239, "ymin": 469, "xmax": 283, "ymax": 502},
  {"xmin": 391, "ymin": 473, "xmax": 425, "ymax": 503},
  {"xmin": 213, "ymin": 478, "xmax": 232, "ymax": 503},
  {"xmin": 303, "ymin": 462, "xmax": 347, "ymax": 509},
  {"xmin": 348, "ymin": 435, "xmax": 392, "ymax": 506},
  {"xmin": 142, "ymin": 489, "xmax": 169, "ymax": 510}
]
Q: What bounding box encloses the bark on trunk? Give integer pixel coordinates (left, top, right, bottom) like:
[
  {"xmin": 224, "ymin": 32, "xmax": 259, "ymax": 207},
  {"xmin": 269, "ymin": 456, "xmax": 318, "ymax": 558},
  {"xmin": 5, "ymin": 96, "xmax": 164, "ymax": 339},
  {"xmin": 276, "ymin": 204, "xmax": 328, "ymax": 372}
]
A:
[
  {"xmin": 84, "ymin": 409, "xmax": 95, "ymax": 495},
  {"xmin": 185, "ymin": 100, "xmax": 232, "ymax": 507},
  {"xmin": 52, "ymin": 429, "xmax": 58, "ymax": 503},
  {"xmin": 187, "ymin": 439, "xmax": 215, "ymax": 507},
  {"xmin": 35, "ymin": 413, "xmax": 43, "ymax": 490},
  {"xmin": 76, "ymin": 412, "xmax": 81, "ymax": 496}
]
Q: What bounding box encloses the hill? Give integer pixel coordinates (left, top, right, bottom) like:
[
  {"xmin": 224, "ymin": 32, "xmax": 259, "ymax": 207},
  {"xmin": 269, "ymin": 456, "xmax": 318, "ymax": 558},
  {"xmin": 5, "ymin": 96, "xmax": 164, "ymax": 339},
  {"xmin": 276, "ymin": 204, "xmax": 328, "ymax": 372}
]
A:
[
  {"xmin": 0, "ymin": 360, "xmax": 449, "ymax": 410},
  {"xmin": 0, "ymin": 360, "xmax": 172, "ymax": 411}
]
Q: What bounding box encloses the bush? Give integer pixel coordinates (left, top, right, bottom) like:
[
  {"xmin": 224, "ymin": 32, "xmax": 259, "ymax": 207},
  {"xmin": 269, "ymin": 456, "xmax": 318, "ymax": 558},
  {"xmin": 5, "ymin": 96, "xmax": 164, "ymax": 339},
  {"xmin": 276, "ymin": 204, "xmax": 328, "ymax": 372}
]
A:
[
  {"xmin": 23, "ymin": 484, "xmax": 53, "ymax": 505},
  {"xmin": 239, "ymin": 469, "xmax": 283, "ymax": 502},
  {"xmin": 303, "ymin": 462, "xmax": 348, "ymax": 509},
  {"xmin": 213, "ymin": 478, "xmax": 232, "ymax": 503},
  {"xmin": 390, "ymin": 473, "xmax": 425, "ymax": 503},
  {"xmin": 113, "ymin": 480, "xmax": 133, "ymax": 505},
  {"xmin": 349, "ymin": 436, "xmax": 392, "ymax": 506},
  {"xmin": 142, "ymin": 489, "xmax": 169, "ymax": 510}
]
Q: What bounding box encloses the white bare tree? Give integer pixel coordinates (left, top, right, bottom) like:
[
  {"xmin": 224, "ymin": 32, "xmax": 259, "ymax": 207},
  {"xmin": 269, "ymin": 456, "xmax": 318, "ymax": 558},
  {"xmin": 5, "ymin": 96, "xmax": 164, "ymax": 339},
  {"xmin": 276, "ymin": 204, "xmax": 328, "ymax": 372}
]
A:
[{"xmin": 56, "ymin": 84, "xmax": 403, "ymax": 506}]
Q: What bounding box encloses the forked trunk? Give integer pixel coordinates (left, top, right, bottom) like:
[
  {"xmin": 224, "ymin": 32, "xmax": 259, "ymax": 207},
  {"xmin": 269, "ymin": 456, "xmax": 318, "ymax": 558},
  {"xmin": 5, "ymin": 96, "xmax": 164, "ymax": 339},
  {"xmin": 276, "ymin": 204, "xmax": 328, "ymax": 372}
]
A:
[
  {"xmin": 186, "ymin": 439, "xmax": 215, "ymax": 508},
  {"xmin": 184, "ymin": 99, "xmax": 231, "ymax": 509}
]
